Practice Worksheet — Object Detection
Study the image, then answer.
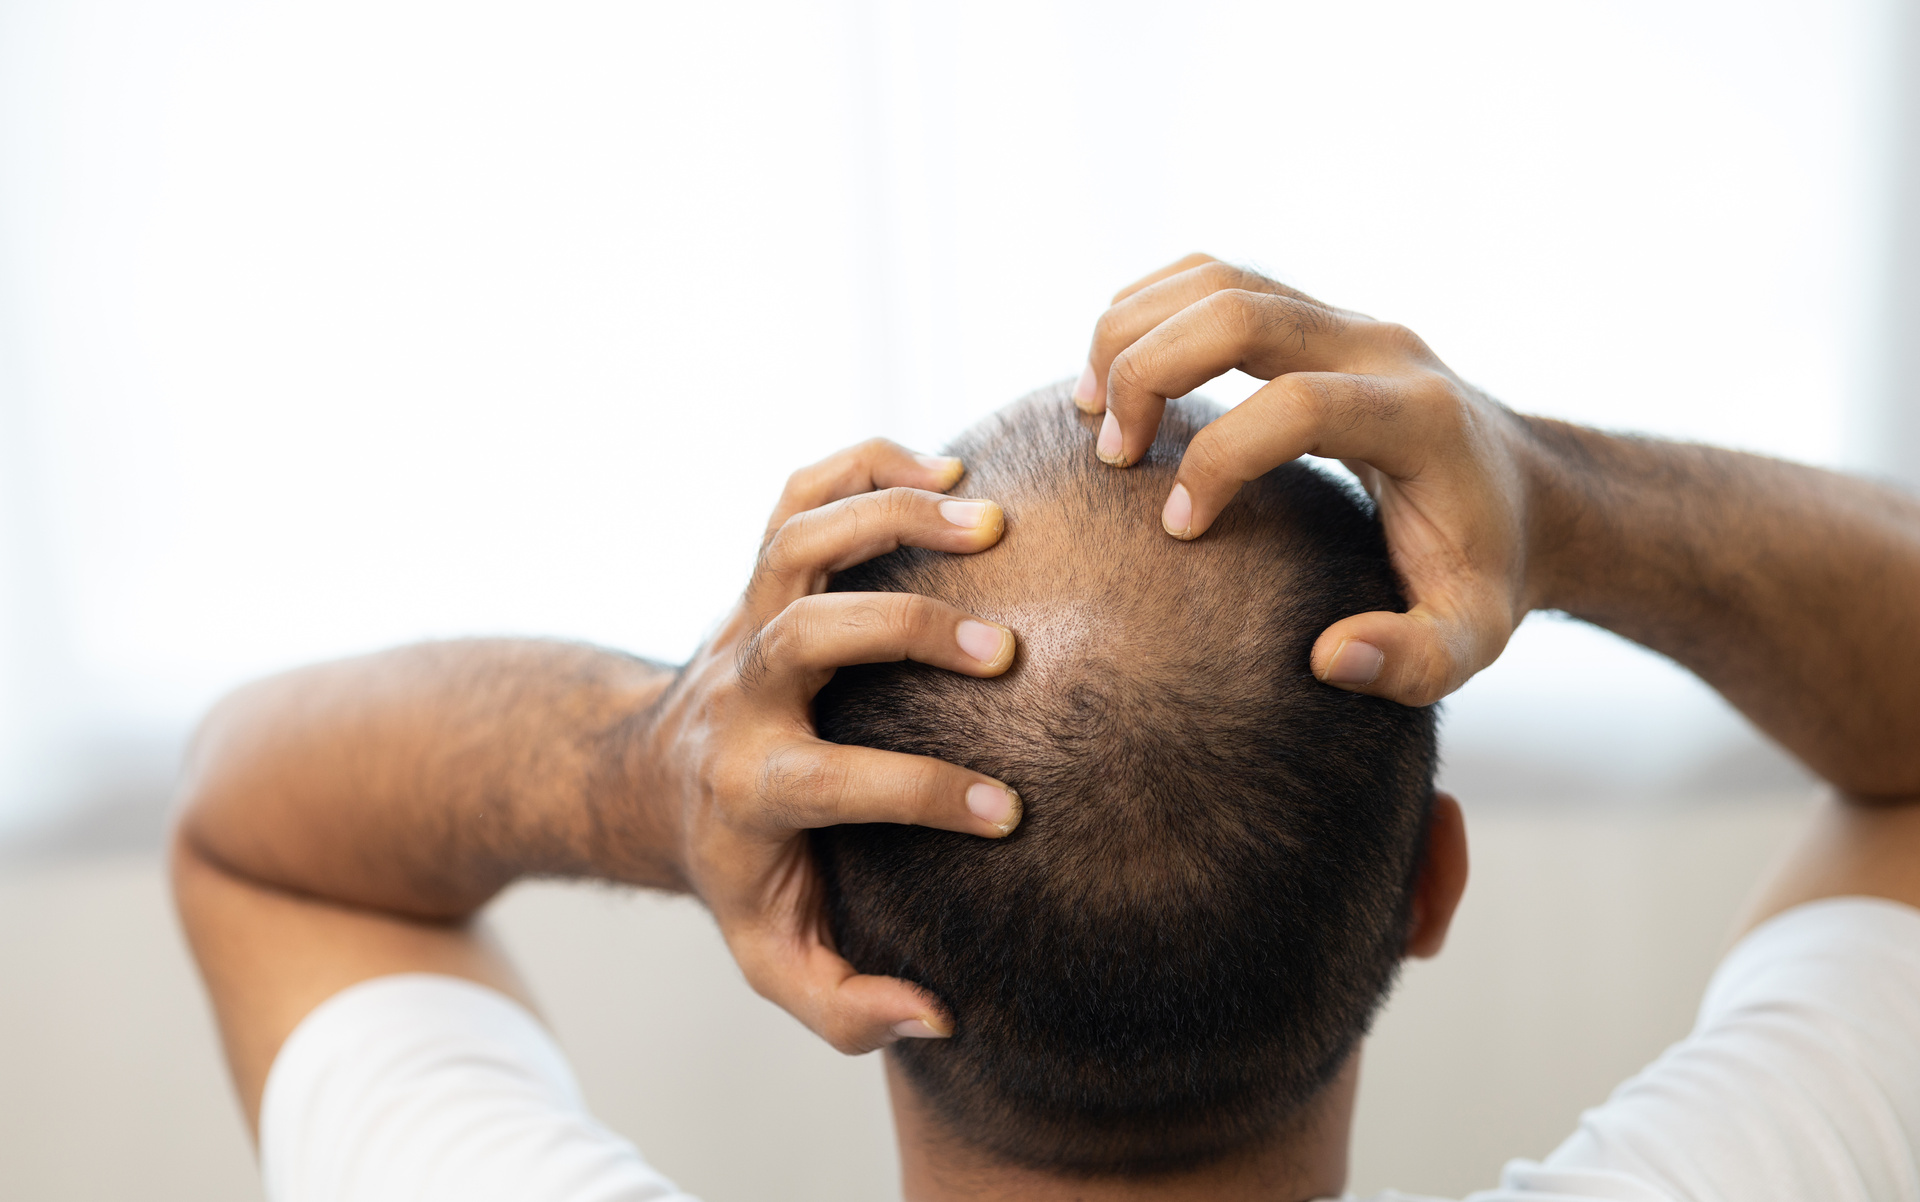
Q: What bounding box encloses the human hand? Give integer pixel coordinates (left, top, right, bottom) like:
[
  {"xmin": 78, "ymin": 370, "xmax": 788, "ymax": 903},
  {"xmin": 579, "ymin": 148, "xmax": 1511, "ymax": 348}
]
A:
[
  {"xmin": 1072, "ymin": 253, "xmax": 1534, "ymax": 707},
  {"xmin": 643, "ymin": 440, "xmax": 1021, "ymax": 1054}
]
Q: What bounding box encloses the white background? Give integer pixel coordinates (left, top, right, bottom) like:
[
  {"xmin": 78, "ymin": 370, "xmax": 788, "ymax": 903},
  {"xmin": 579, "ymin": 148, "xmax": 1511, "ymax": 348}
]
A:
[{"xmin": 0, "ymin": 0, "xmax": 1902, "ymax": 833}]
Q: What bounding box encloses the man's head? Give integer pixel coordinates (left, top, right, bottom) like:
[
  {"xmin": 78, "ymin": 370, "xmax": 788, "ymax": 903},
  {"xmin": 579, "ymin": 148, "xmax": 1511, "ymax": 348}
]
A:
[{"xmin": 812, "ymin": 385, "xmax": 1443, "ymax": 1177}]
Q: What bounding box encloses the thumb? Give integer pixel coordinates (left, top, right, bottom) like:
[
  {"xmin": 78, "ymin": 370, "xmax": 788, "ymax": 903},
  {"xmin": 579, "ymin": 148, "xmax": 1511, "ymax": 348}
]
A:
[
  {"xmin": 1309, "ymin": 599, "xmax": 1511, "ymax": 708},
  {"xmin": 727, "ymin": 921, "xmax": 954, "ymax": 1056},
  {"xmin": 825, "ymin": 972, "xmax": 955, "ymax": 1053}
]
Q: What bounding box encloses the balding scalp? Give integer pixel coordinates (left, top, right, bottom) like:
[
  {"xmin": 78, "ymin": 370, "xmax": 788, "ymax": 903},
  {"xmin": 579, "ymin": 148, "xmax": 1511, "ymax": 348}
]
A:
[{"xmin": 813, "ymin": 382, "xmax": 1437, "ymax": 1176}]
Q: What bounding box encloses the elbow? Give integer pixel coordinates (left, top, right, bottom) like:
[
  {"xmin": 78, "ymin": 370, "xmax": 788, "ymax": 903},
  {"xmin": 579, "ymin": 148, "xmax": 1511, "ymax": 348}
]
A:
[{"xmin": 168, "ymin": 672, "xmax": 294, "ymax": 871}]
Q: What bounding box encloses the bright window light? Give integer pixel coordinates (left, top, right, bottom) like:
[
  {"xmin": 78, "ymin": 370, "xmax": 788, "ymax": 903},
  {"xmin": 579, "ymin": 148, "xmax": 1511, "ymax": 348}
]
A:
[{"xmin": 0, "ymin": 0, "xmax": 1896, "ymax": 832}]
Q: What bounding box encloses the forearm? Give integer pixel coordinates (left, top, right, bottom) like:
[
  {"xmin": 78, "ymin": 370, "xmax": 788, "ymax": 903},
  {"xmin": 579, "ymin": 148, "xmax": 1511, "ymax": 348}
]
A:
[
  {"xmin": 1521, "ymin": 420, "xmax": 1920, "ymax": 799},
  {"xmin": 176, "ymin": 638, "xmax": 685, "ymax": 920}
]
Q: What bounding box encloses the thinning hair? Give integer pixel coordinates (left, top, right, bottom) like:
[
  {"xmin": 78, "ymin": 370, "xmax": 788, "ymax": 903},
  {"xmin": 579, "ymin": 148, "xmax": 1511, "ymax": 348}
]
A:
[{"xmin": 812, "ymin": 384, "xmax": 1437, "ymax": 1176}]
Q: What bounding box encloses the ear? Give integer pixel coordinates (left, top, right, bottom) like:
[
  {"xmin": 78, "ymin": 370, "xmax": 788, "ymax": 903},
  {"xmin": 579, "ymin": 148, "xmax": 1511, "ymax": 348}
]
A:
[{"xmin": 1403, "ymin": 791, "xmax": 1468, "ymax": 959}]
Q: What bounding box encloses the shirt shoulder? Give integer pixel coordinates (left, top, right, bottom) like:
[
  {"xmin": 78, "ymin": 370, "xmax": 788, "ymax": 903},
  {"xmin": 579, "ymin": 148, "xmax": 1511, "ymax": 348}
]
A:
[
  {"xmin": 1526, "ymin": 896, "xmax": 1920, "ymax": 1202},
  {"xmin": 260, "ymin": 973, "xmax": 697, "ymax": 1202}
]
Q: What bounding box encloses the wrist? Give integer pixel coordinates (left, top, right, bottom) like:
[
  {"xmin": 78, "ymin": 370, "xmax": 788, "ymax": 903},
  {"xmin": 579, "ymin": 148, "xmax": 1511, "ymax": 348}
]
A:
[
  {"xmin": 1509, "ymin": 414, "xmax": 1608, "ymax": 616},
  {"xmin": 589, "ymin": 664, "xmax": 693, "ymax": 893}
]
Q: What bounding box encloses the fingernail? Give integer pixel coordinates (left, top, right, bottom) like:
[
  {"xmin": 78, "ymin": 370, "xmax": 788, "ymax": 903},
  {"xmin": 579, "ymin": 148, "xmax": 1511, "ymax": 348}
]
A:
[
  {"xmin": 892, "ymin": 1018, "xmax": 947, "ymax": 1039},
  {"xmin": 939, "ymin": 499, "xmax": 992, "ymax": 529},
  {"xmin": 916, "ymin": 454, "xmax": 964, "ymax": 483},
  {"xmin": 967, "ymin": 782, "xmax": 1021, "ymax": 832},
  {"xmin": 1162, "ymin": 483, "xmax": 1193, "ymax": 538},
  {"xmin": 1071, "ymin": 364, "xmax": 1098, "ymax": 410},
  {"xmin": 956, "ymin": 618, "xmax": 1010, "ymax": 665},
  {"xmin": 1324, "ymin": 639, "xmax": 1385, "ymax": 686},
  {"xmin": 1096, "ymin": 411, "xmax": 1124, "ymax": 465}
]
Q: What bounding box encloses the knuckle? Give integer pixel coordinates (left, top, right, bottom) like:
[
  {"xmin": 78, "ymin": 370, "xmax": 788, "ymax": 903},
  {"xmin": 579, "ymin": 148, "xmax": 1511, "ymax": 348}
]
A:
[
  {"xmin": 898, "ymin": 766, "xmax": 945, "ymax": 816},
  {"xmin": 1195, "ymin": 258, "xmax": 1246, "ymax": 292},
  {"xmin": 1406, "ymin": 368, "xmax": 1462, "ymax": 413},
  {"xmin": 1250, "ymin": 294, "xmax": 1328, "ymax": 345},
  {"xmin": 757, "ymin": 744, "xmax": 836, "ymax": 812},
  {"xmin": 1350, "ymin": 373, "xmax": 1405, "ymax": 423},
  {"xmin": 758, "ymin": 513, "xmax": 806, "ymax": 571},
  {"xmin": 733, "ymin": 626, "xmax": 775, "ymax": 686},
  {"xmin": 1372, "ymin": 320, "xmax": 1434, "ymax": 360},
  {"xmin": 845, "ymin": 592, "xmax": 920, "ymax": 654},
  {"xmin": 757, "ymin": 503, "xmax": 847, "ymax": 585},
  {"xmin": 839, "ymin": 592, "xmax": 889, "ymax": 629},
  {"xmin": 781, "ymin": 459, "xmax": 837, "ymax": 504},
  {"xmin": 1229, "ymin": 290, "xmax": 1313, "ymax": 354},
  {"xmin": 822, "ymin": 493, "xmax": 888, "ymax": 556},
  {"xmin": 1204, "ymin": 287, "xmax": 1261, "ymax": 330},
  {"xmin": 1276, "ymin": 373, "xmax": 1335, "ymax": 422},
  {"xmin": 1388, "ymin": 373, "xmax": 1463, "ymax": 445},
  {"xmin": 1303, "ymin": 299, "xmax": 1352, "ymax": 337},
  {"xmin": 842, "ymin": 584, "xmax": 895, "ymax": 621},
  {"xmin": 764, "ymin": 595, "xmax": 825, "ymax": 660},
  {"xmin": 736, "ymin": 597, "xmax": 816, "ymax": 680},
  {"xmin": 1091, "ymin": 306, "xmax": 1131, "ymax": 355},
  {"xmin": 1107, "ymin": 345, "xmax": 1153, "ymax": 398},
  {"xmin": 1291, "ymin": 373, "xmax": 1398, "ymax": 433},
  {"xmin": 757, "ymin": 605, "xmax": 806, "ymax": 662},
  {"xmin": 1180, "ymin": 430, "xmax": 1235, "ymax": 484},
  {"xmin": 874, "ymin": 485, "xmax": 919, "ymax": 525},
  {"xmin": 893, "ymin": 591, "xmax": 939, "ymax": 637}
]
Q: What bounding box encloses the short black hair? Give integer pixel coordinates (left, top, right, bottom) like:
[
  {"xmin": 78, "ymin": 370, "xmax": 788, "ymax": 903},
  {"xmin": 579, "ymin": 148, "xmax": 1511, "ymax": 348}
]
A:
[{"xmin": 812, "ymin": 384, "xmax": 1438, "ymax": 1176}]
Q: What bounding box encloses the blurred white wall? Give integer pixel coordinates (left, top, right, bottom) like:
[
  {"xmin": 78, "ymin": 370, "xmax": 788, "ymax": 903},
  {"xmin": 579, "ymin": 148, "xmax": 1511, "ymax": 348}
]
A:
[
  {"xmin": 1885, "ymin": 0, "xmax": 1920, "ymax": 486},
  {"xmin": 0, "ymin": 0, "xmax": 1899, "ymax": 833}
]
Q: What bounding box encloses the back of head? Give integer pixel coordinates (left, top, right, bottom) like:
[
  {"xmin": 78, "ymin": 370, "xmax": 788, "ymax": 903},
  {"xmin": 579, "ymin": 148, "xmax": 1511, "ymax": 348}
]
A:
[{"xmin": 813, "ymin": 384, "xmax": 1438, "ymax": 1176}]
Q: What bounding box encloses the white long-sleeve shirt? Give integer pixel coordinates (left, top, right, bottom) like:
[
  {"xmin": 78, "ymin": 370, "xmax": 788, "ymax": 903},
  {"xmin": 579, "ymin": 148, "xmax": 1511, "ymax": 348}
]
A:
[{"xmin": 260, "ymin": 897, "xmax": 1920, "ymax": 1202}]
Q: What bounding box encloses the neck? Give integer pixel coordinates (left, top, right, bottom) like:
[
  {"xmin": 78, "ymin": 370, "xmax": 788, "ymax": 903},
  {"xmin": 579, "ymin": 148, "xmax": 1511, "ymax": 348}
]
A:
[{"xmin": 887, "ymin": 1049, "xmax": 1360, "ymax": 1202}]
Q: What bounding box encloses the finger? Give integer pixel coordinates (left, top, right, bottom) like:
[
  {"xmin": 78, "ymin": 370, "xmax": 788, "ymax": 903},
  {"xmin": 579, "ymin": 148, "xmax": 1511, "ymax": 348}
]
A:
[
  {"xmin": 1108, "ymin": 251, "xmax": 1220, "ymax": 304},
  {"xmin": 1074, "ymin": 260, "xmax": 1334, "ymax": 414},
  {"xmin": 1160, "ymin": 373, "xmax": 1430, "ymax": 539},
  {"xmin": 743, "ymin": 592, "xmax": 1017, "ymax": 696},
  {"xmin": 750, "ymin": 487, "xmax": 1005, "ymax": 611},
  {"xmin": 755, "ymin": 740, "xmax": 1022, "ymax": 837},
  {"xmin": 1308, "ymin": 590, "xmax": 1515, "ymax": 708},
  {"xmin": 1078, "ymin": 259, "xmax": 1249, "ymax": 413},
  {"xmin": 1100, "ymin": 291, "xmax": 1364, "ymax": 468},
  {"xmin": 1109, "ymin": 254, "xmax": 1328, "ymax": 308},
  {"xmin": 731, "ymin": 926, "xmax": 954, "ymax": 1055},
  {"xmin": 765, "ymin": 438, "xmax": 967, "ymax": 536}
]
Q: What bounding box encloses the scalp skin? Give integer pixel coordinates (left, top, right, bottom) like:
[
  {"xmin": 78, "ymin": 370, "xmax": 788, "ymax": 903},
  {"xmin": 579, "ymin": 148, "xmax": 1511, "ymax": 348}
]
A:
[{"xmin": 814, "ymin": 382, "xmax": 1437, "ymax": 1176}]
